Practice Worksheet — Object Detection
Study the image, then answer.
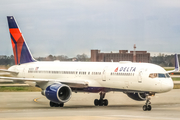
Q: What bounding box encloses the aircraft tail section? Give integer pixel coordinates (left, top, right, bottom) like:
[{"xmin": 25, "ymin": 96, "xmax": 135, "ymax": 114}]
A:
[
  {"xmin": 167, "ymin": 54, "xmax": 179, "ymax": 73},
  {"xmin": 175, "ymin": 54, "xmax": 179, "ymax": 72},
  {"xmin": 7, "ymin": 16, "xmax": 36, "ymax": 65}
]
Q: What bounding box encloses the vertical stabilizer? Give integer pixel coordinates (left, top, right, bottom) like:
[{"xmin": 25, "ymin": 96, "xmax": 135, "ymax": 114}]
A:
[
  {"xmin": 175, "ymin": 54, "xmax": 179, "ymax": 72},
  {"xmin": 7, "ymin": 16, "xmax": 36, "ymax": 65},
  {"xmin": 167, "ymin": 54, "xmax": 179, "ymax": 73}
]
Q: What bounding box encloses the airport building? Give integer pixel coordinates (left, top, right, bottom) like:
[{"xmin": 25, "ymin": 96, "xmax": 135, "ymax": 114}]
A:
[{"xmin": 91, "ymin": 50, "xmax": 150, "ymax": 63}]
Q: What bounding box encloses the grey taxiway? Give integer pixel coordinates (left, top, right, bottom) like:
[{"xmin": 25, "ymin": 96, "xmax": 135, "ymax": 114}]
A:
[{"xmin": 0, "ymin": 89, "xmax": 180, "ymax": 120}]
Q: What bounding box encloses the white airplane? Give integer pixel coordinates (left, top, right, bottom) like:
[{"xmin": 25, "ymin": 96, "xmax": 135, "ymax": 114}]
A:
[{"xmin": 0, "ymin": 16, "xmax": 179, "ymax": 111}]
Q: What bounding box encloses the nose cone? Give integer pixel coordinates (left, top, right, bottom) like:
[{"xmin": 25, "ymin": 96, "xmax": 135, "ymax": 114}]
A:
[{"xmin": 161, "ymin": 78, "xmax": 174, "ymax": 92}]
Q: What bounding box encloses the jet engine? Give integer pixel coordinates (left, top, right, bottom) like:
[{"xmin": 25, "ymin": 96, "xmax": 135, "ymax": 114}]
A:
[
  {"xmin": 42, "ymin": 83, "xmax": 72, "ymax": 104},
  {"xmin": 126, "ymin": 92, "xmax": 146, "ymax": 101}
]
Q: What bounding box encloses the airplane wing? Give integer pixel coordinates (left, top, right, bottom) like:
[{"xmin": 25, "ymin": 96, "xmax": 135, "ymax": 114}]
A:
[
  {"xmin": 0, "ymin": 76, "xmax": 89, "ymax": 88},
  {"xmin": 167, "ymin": 54, "xmax": 179, "ymax": 73}
]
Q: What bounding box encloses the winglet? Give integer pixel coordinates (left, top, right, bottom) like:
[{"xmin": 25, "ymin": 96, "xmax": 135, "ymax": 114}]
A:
[{"xmin": 167, "ymin": 54, "xmax": 179, "ymax": 73}]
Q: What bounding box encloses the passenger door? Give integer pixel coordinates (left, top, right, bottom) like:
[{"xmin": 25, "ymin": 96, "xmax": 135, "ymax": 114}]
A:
[
  {"xmin": 102, "ymin": 67, "xmax": 108, "ymax": 81},
  {"xmin": 138, "ymin": 69, "xmax": 144, "ymax": 83}
]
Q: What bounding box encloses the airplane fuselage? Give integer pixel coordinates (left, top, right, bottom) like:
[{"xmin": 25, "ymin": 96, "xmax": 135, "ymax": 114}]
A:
[{"xmin": 8, "ymin": 61, "xmax": 174, "ymax": 93}]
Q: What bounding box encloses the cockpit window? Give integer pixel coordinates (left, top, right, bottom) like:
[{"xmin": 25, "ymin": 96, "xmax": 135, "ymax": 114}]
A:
[
  {"xmin": 149, "ymin": 73, "xmax": 170, "ymax": 78},
  {"xmin": 149, "ymin": 73, "xmax": 157, "ymax": 78},
  {"xmin": 165, "ymin": 73, "xmax": 170, "ymax": 78},
  {"xmin": 158, "ymin": 73, "xmax": 166, "ymax": 78}
]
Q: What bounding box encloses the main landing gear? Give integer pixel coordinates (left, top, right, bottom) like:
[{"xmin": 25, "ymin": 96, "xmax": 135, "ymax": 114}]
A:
[
  {"xmin": 143, "ymin": 94, "xmax": 152, "ymax": 111},
  {"xmin": 50, "ymin": 101, "xmax": 64, "ymax": 107},
  {"xmin": 94, "ymin": 92, "xmax": 108, "ymax": 106}
]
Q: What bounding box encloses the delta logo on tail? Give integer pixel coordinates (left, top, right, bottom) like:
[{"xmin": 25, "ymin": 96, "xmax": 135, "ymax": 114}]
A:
[{"xmin": 7, "ymin": 16, "xmax": 35, "ymax": 65}]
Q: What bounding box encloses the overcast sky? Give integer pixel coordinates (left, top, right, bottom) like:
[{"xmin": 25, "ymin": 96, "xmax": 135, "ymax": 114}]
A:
[{"xmin": 0, "ymin": 0, "xmax": 180, "ymax": 57}]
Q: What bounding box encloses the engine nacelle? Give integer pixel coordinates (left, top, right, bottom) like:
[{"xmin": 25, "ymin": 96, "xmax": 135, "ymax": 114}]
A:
[
  {"xmin": 43, "ymin": 83, "xmax": 72, "ymax": 104},
  {"xmin": 126, "ymin": 92, "xmax": 146, "ymax": 101}
]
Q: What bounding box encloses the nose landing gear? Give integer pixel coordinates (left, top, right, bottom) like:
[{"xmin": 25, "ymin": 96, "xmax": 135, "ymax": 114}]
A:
[
  {"xmin": 94, "ymin": 92, "xmax": 108, "ymax": 106},
  {"xmin": 143, "ymin": 95, "xmax": 152, "ymax": 111}
]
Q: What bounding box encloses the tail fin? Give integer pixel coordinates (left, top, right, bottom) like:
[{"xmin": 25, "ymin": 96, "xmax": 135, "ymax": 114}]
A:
[
  {"xmin": 174, "ymin": 54, "xmax": 179, "ymax": 72},
  {"xmin": 167, "ymin": 54, "xmax": 179, "ymax": 73},
  {"xmin": 7, "ymin": 16, "xmax": 36, "ymax": 65}
]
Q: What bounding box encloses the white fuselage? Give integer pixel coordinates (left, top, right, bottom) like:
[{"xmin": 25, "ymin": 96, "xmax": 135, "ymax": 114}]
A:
[{"xmin": 8, "ymin": 61, "xmax": 174, "ymax": 93}]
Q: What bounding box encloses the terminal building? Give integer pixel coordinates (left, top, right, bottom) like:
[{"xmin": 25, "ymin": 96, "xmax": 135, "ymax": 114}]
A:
[{"xmin": 91, "ymin": 50, "xmax": 150, "ymax": 63}]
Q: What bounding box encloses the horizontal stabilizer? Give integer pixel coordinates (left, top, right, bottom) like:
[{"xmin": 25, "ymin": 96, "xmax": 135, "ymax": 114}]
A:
[{"xmin": 0, "ymin": 69, "xmax": 19, "ymax": 75}]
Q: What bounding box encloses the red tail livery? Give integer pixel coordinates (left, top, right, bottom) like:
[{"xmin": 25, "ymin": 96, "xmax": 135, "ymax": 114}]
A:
[{"xmin": 7, "ymin": 16, "xmax": 36, "ymax": 65}]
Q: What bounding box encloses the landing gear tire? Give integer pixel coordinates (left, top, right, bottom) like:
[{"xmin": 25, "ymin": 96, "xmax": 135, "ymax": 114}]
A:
[
  {"xmin": 103, "ymin": 99, "xmax": 108, "ymax": 106},
  {"xmin": 143, "ymin": 105, "xmax": 152, "ymax": 111},
  {"xmin": 94, "ymin": 99, "xmax": 99, "ymax": 106},
  {"xmin": 143, "ymin": 94, "xmax": 152, "ymax": 111},
  {"xmin": 94, "ymin": 92, "xmax": 108, "ymax": 106},
  {"xmin": 143, "ymin": 105, "xmax": 147, "ymax": 111},
  {"xmin": 50, "ymin": 101, "xmax": 55, "ymax": 107},
  {"xmin": 59, "ymin": 103, "xmax": 64, "ymax": 107},
  {"xmin": 50, "ymin": 101, "xmax": 64, "ymax": 107},
  {"xmin": 94, "ymin": 99, "xmax": 108, "ymax": 106},
  {"xmin": 99, "ymin": 100, "xmax": 103, "ymax": 106},
  {"xmin": 147, "ymin": 105, "xmax": 152, "ymax": 111}
]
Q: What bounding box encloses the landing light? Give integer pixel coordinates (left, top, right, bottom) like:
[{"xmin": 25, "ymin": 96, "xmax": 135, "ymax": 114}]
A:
[{"xmin": 149, "ymin": 92, "xmax": 155, "ymax": 96}]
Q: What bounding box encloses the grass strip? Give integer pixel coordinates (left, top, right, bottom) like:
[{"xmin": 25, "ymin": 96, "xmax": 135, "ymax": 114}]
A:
[
  {"xmin": 173, "ymin": 84, "xmax": 180, "ymax": 89},
  {"xmin": 164, "ymin": 69, "xmax": 174, "ymax": 71},
  {"xmin": 0, "ymin": 86, "xmax": 41, "ymax": 92},
  {"xmin": 172, "ymin": 77, "xmax": 180, "ymax": 81}
]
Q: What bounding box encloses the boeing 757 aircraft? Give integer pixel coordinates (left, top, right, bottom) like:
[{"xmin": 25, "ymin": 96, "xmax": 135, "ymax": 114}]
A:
[{"xmin": 0, "ymin": 16, "xmax": 179, "ymax": 111}]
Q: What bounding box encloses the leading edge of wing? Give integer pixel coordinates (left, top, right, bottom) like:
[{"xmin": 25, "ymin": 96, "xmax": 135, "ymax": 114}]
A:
[{"xmin": 0, "ymin": 77, "xmax": 89, "ymax": 88}]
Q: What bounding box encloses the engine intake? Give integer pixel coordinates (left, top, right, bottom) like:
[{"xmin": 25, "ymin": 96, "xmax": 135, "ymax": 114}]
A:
[
  {"xmin": 44, "ymin": 83, "xmax": 72, "ymax": 104},
  {"xmin": 126, "ymin": 92, "xmax": 146, "ymax": 101}
]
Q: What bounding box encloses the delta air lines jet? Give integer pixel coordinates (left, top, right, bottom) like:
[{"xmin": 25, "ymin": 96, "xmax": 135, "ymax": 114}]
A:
[{"xmin": 0, "ymin": 16, "xmax": 179, "ymax": 111}]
